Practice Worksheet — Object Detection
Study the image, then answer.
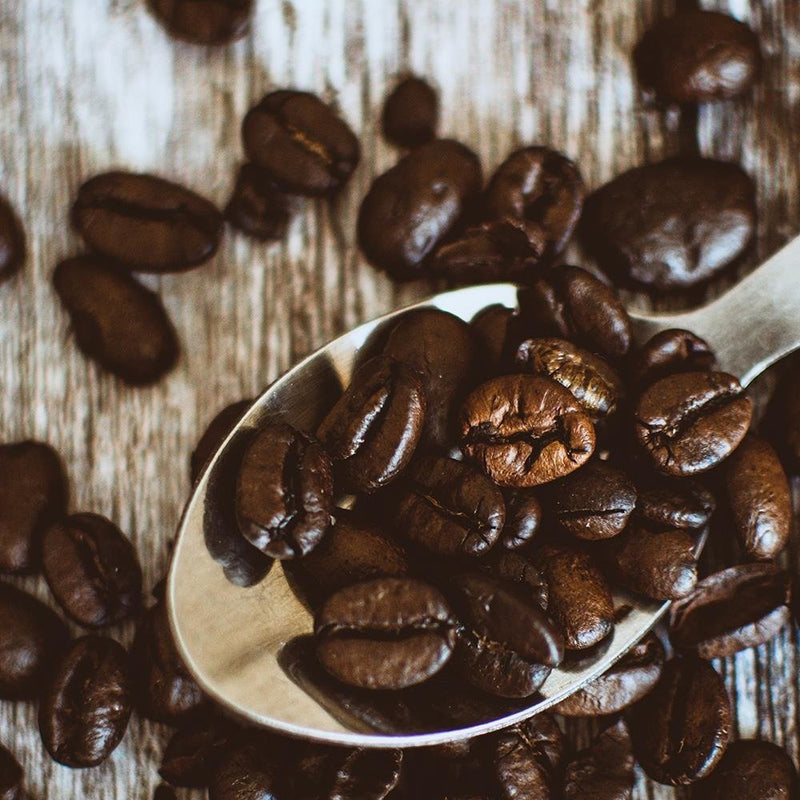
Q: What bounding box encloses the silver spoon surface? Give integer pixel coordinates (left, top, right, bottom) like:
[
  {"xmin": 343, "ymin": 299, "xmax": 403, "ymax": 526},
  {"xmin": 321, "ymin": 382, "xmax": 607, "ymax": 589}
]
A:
[{"xmin": 167, "ymin": 234, "xmax": 800, "ymax": 748}]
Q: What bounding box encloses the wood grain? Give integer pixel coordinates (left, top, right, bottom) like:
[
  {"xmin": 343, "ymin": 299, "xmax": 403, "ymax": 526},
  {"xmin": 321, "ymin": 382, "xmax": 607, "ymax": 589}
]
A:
[{"xmin": 0, "ymin": 1, "xmax": 796, "ymax": 798}]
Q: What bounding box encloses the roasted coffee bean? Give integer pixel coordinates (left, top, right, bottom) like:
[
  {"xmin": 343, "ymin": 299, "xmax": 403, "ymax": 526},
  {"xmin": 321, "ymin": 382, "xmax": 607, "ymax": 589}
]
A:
[
  {"xmin": 317, "ymin": 356, "xmax": 426, "ymax": 493},
  {"xmin": 54, "ymin": 255, "xmax": 179, "ymax": 385},
  {"xmin": 515, "ymin": 338, "xmax": 624, "ymax": 421},
  {"xmin": 72, "ymin": 172, "xmax": 223, "ymax": 271},
  {"xmin": 242, "ymin": 90, "xmax": 360, "ymax": 196},
  {"xmin": 630, "ymin": 657, "xmax": 731, "ymax": 785},
  {"xmin": 236, "ymin": 423, "xmax": 334, "ymax": 559},
  {"xmin": 534, "ymin": 543, "xmax": 614, "ymax": 650},
  {"xmin": 635, "ymin": 10, "xmax": 761, "ymax": 104},
  {"xmin": 39, "ymin": 635, "xmax": 132, "ymax": 768},
  {"xmin": 0, "ymin": 440, "xmax": 67, "ymax": 574},
  {"xmin": 41, "ymin": 512, "xmax": 142, "ymax": 628},
  {"xmin": 460, "ymin": 374, "xmax": 596, "ymax": 487},
  {"xmin": 483, "ymin": 550, "xmax": 549, "ymax": 609},
  {"xmin": 470, "ymin": 304, "xmax": 517, "ymax": 369},
  {"xmin": 0, "ymin": 194, "xmax": 25, "ymax": 284},
  {"xmin": 357, "ymin": 139, "xmax": 482, "ymax": 280},
  {"xmin": 724, "ymin": 435, "xmax": 792, "ymax": 560},
  {"xmin": 0, "ymin": 742, "xmax": 22, "ymax": 800},
  {"xmin": 382, "ymin": 76, "xmax": 438, "ymax": 147},
  {"xmin": 396, "ymin": 454, "xmax": 504, "ymax": 556},
  {"xmin": 554, "ymin": 631, "xmax": 664, "ymax": 716},
  {"xmin": 670, "ymin": 563, "xmax": 791, "ymax": 659},
  {"xmin": 518, "ymin": 266, "xmax": 633, "ymax": 360},
  {"xmin": 763, "ymin": 367, "xmax": 800, "ymax": 473},
  {"xmin": 0, "ymin": 582, "xmax": 69, "ymax": 699},
  {"xmin": 224, "ymin": 163, "xmax": 299, "ymax": 241},
  {"xmin": 147, "ymin": 0, "xmax": 253, "ymax": 44},
  {"xmin": 563, "ymin": 719, "xmax": 635, "ymax": 800},
  {"xmin": 190, "ymin": 398, "xmax": 252, "ymax": 482},
  {"xmin": 635, "ymin": 480, "xmax": 715, "ymax": 532},
  {"xmin": 154, "ymin": 785, "xmax": 177, "ymax": 800},
  {"xmin": 314, "ymin": 577, "xmax": 456, "ymax": 690},
  {"xmin": 500, "ymin": 490, "xmax": 542, "ymax": 550},
  {"xmin": 383, "ymin": 309, "xmax": 476, "ymax": 447},
  {"xmin": 691, "ymin": 739, "xmax": 800, "ymax": 800},
  {"xmin": 635, "ymin": 371, "xmax": 752, "ymax": 476},
  {"xmin": 160, "ymin": 717, "xmax": 236, "ymax": 788},
  {"xmin": 632, "ymin": 329, "xmax": 717, "ymax": 389},
  {"xmin": 546, "ymin": 461, "xmax": 637, "ymax": 540},
  {"xmin": 581, "ymin": 158, "xmax": 756, "ymax": 290},
  {"xmin": 209, "ymin": 733, "xmax": 283, "ymax": 800}
]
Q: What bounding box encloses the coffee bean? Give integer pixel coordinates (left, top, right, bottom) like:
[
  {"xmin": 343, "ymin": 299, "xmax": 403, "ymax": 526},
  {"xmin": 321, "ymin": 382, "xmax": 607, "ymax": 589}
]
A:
[
  {"xmin": 224, "ymin": 163, "xmax": 299, "ymax": 241},
  {"xmin": 190, "ymin": 398, "xmax": 252, "ymax": 483},
  {"xmin": 470, "ymin": 304, "xmax": 517, "ymax": 368},
  {"xmin": 399, "ymin": 749, "xmax": 496, "ymax": 800},
  {"xmin": 72, "ymin": 172, "xmax": 223, "ymax": 272},
  {"xmin": 235, "ymin": 423, "xmax": 334, "ymax": 559},
  {"xmin": 460, "ymin": 374, "xmax": 596, "ymax": 487},
  {"xmin": 500, "ymin": 490, "xmax": 542, "ymax": 550},
  {"xmin": 54, "ymin": 255, "xmax": 179, "ymax": 385},
  {"xmin": 670, "ymin": 563, "xmax": 791, "ymax": 659},
  {"xmin": 147, "ymin": 0, "xmax": 252, "ymax": 44},
  {"xmin": 0, "ymin": 440, "xmax": 67, "ymax": 574},
  {"xmin": 314, "ymin": 577, "xmax": 456, "ymax": 690},
  {"xmin": 554, "ymin": 631, "xmax": 664, "ymax": 716},
  {"xmin": 382, "ymin": 76, "xmax": 438, "ymax": 147},
  {"xmin": 635, "ymin": 480, "xmax": 715, "ymax": 532},
  {"xmin": 0, "ymin": 194, "xmax": 24, "ymax": 284},
  {"xmin": 581, "ymin": 158, "xmax": 756, "ymax": 289},
  {"xmin": 242, "ymin": 91, "xmax": 360, "ymax": 196},
  {"xmin": 724, "ymin": 435, "xmax": 792, "ymax": 560},
  {"xmin": 39, "ymin": 635, "xmax": 132, "ymax": 768},
  {"xmin": 357, "ymin": 139, "xmax": 482, "ymax": 280},
  {"xmin": 763, "ymin": 367, "xmax": 800, "ymax": 474},
  {"xmin": 630, "ymin": 657, "xmax": 731, "ymax": 785},
  {"xmin": 483, "ymin": 550, "xmax": 549, "ymax": 609},
  {"xmin": 635, "ymin": 11, "xmax": 761, "ymax": 104},
  {"xmin": 209, "ymin": 732, "xmax": 283, "ymax": 800},
  {"xmin": 317, "ymin": 355, "xmax": 426, "ymax": 493},
  {"xmin": 632, "ymin": 329, "xmax": 717, "ymax": 389},
  {"xmin": 563, "ymin": 719, "xmax": 635, "ymax": 800},
  {"xmin": 0, "ymin": 742, "xmax": 22, "ymax": 800},
  {"xmin": 635, "ymin": 371, "xmax": 752, "ymax": 476},
  {"xmin": 396, "ymin": 453, "xmax": 504, "ymax": 556},
  {"xmin": 160, "ymin": 717, "xmax": 236, "ymax": 788},
  {"xmin": 153, "ymin": 785, "xmax": 177, "ymax": 800},
  {"xmin": 0, "ymin": 582, "xmax": 69, "ymax": 699},
  {"xmin": 41, "ymin": 512, "xmax": 142, "ymax": 628}
]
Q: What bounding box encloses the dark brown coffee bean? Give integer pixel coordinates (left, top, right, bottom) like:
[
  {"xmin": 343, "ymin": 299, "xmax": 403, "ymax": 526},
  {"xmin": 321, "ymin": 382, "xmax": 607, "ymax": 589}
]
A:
[
  {"xmin": 0, "ymin": 195, "xmax": 25, "ymax": 284},
  {"xmin": 581, "ymin": 158, "xmax": 756, "ymax": 290},
  {"xmin": 236, "ymin": 423, "xmax": 334, "ymax": 559},
  {"xmin": 500, "ymin": 490, "xmax": 542, "ymax": 550},
  {"xmin": 635, "ymin": 11, "xmax": 761, "ymax": 104},
  {"xmin": 724, "ymin": 435, "xmax": 792, "ymax": 560},
  {"xmin": 554, "ymin": 631, "xmax": 665, "ymax": 716},
  {"xmin": 635, "ymin": 371, "xmax": 752, "ymax": 476},
  {"xmin": 635, "ymin": 480, "xmax": 715, "ymax": 532},
  {"xmin": 209, "ymin": 732, "xmax": 283, "ymax": 800},
  {"xmin": 147, "ymin": 0, "xmax": 252, "ymax": 44},
  {"xmin": 460, "ymin": 375, "xmax": 596, "ymax": 487},
  {"xmin": 154, "ymin": 785, "xmax": 177, "ymax": 800},
  {"xmin": 54, "ymin": 255, "xmax": 179, "ymax": 385},
  {"xmin": 563, "ymin": 719, "xmax": 634, "ymax": 800},
  {"xmin": 160, "ymin": 717, "xmax": 236, "ymax": 788},
  {"xmin": 547, "ymin": 461, "xmax": 637, "ymax": 540},
  {"xmin": 314, "ymin": 577, "xmax": 456, "ymax": 690},
  {"xmin": 763, "ymin": 367, "xmax": 800, "ymax": 473},
  {"xmin": 0, "ymin": 742, "xmax": 22, "ymax": 800},
  {"xmin": 382, "ymin": 76, "xmax": 438, "ymax": 147},
  {"xmin": 630, "ymin": 657, "xmax": 731, "ymax": 785},
  {"xmin": 396, "ymin": 454, "xmax": 504, "ymax": 556},
  {"xmin": 224, "ymin": 163, "xmax": 299, "ymax": 241},
  {"xmin": 483, "ymin": 550, "xmax": 549, "ymax": 609},
  {"xmin": 317, "ymin": 356, "xmax": 426, "ymax": 493},
  {"xmin": 691, "ymin": 739, "xmax": 799, "ymax": 800},
  {"xmin": 383, "ymin": 309, "xmax": 476, "ymax": 447},
  {"xmin": 41, "ymin": 512, "xmax": 142, "ymax": 628},
  {"xmin": 0, "ymin": 440, "xmax": 67, "ymax": 574},
  {"xmin": 72, "ymin": 172, "xmax": 223, "ymax": 271},
  {"xmin": 190, "ymin": 398, "xmax": 252, "ymax": 483},
  {"xmin": 242, "ymin": 91, "xmax": 360, "ymax": 196},
  {"xmin": 39, "ymin": 635, "xmax": 132, "ymax": 768},
  {"xmin": 0, "ymin": 582, "xmax": 69, "ymax": 699},
  {"xmin": 518, "ymin": 266, "xmax": 633, "ymax": 360},
  {"xmin": 470, "ymin": 304, "xmax": 516, "ymax": 369},
  {"xmin": 632, "ymin": 329, "xmax": 717, "ymax": 389},
  {"xmin": 357, "ymin": 139, "xmax": 482, "ymax": 280}
]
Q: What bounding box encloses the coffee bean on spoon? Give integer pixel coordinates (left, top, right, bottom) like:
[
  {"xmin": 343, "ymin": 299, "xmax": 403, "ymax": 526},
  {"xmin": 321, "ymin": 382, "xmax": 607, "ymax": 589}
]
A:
[
  {"xmin": 0, "ymin": 194, "xmax": 24, "ymax": 284},
  {"xmin": 634, "ymin": 480, "xmax": 716, "ymax": 532},
  {"xmin": 631, "ymin": 328, "xmax": 717, "ymax": 389},
  {"xmin": 147, "ymin": 0, "xmax": 253, "ymax": 45},
  {"xmin": 190, "ymin": 398, "xmax": 252, "ymax": 483},
  {"xmin": 382, "ymin": 76, "xmax": 439, "ymax": 147}
]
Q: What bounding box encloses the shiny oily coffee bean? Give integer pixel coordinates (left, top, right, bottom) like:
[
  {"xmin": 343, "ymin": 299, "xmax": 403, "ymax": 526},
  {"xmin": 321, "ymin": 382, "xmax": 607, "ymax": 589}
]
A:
[
  {"xmin": 317, "ymin": 355, "xmax": 426, "ymax": 493},
  {"xmin": 382, "ymin": 76, "xmax": 438, "ymax": 147},
  {"xmin": 483, "ymin": 550, "xmax": 549, "ymax": 609},
  {"xmin": 670, "ymin": 563, "xmax": 791, "ymax": 659},
  {"xmin": 499, "ymin": 490, "xmax": 542, "ymax": 550},
  {"xmin": 460, "ymin": 374, "xmax": 596, "ymax": 488},
  {"xmin": 236, "ymin": 423, "xmax": 334, "ymax": 560},
  {"xmin": 724, "ymin": 435, "xmax": 792, "ymax": 560},
  {"xmin": 0, "ymin": 743, "xmax": 22, "ymax": 800},
  {"xmin": 209, "ymin": 733, "xmax": 283, "ymax": 800},
  {"xmin": 635, "ymin": 371, "xmax": 753, "ymax": 477},
  {"xmin": 42, "ymin": 512, "xmax": 142, "ymax": 628},
  {"xmin": 635, "ymin": 10, "xmax": 761, "ymax": 104},
  {"xmin": 357, "ymin": 139, "xmax": 482, "ymax": 280},
  {"xmin": 546, "ymin": 461, "xmax": 637, "ymax": 541},
  {"xmin": 581, "ymin": 158, "xmax": 756, "ymax": 290},
  {"xmin": 563, "ymin": 719, "xmax": 635, "ymax": 800},
  {"xmin": 39, "ymin": 635, "xmax": 132, "ymax": 768},
  {"xmin": 147, "ymin": 0, "xmax": 253, "ymax": 44},
  {"xmin": 0, "ymin": 440, "xmax": 67, "ymax": 574},
  {"xmin": 635, "ymin": 480, "xmax": 715, "ymax": 532},
  {"xmin": 0, "ymin": 194, "xmax": 24, "ymax": 284},
  {"xmin": 225, "ymin": 163, "xmax": 299, "ymax": 241},
  {"xmin": 691, "ymin": 739, "xmax": 800, "ymax": 800},
  {"xmin": 72, "ymin": 171, "xmax": 223, "ymax": 271},
  {"xmin": 632, "ymin": 328, "xmax": 717, "ymax": 389},
  {"xmin": 190, "ymin": 398, "xmax": 252, "ymax": 482},
  {"xmin": 630, "ymin": 657, "xmax": 731, "ymax": 785},
  {"xmin": 160, "ymin": 717, "xmax": 236, "ymax": 788},
  {"xmin": 242, "ymin": 90, "xmax": 360, "ymax": 196},
  {"xmin": 470, "ymin": 304, "xmax": 517, "ymax": 368},
  {"xmin": 54, "ymin": 255, "xmax": 179, "ymax": 385},
  {"xmin": 554, "ymin": 631, "xmax": 664, "ymax": 716},
  {"xmin": 314, "ymin": 577, "xmax": 456, "ymax": 690}
]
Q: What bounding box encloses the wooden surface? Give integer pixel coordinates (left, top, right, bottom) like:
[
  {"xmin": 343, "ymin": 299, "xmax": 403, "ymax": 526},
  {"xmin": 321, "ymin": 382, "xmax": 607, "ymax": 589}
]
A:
[{"xmin": 0, "ymin": 0, "xmax": 798, "ymax": 797}]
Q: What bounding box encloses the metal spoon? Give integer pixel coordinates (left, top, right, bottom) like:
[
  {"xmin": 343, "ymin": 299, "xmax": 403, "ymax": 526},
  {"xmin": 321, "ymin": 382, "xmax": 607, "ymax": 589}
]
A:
[{"xmin": 167, "ymin": 234, "xmax": 800, "ymax": 748}]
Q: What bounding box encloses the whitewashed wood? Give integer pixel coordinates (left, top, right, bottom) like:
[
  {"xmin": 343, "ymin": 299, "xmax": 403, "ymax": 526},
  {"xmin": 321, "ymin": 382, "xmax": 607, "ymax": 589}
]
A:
[{"xmin": 0, "ymin": 1, "xmax": 796, "ymax": 798}]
